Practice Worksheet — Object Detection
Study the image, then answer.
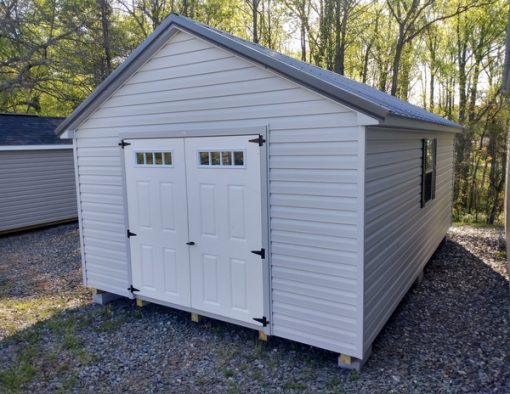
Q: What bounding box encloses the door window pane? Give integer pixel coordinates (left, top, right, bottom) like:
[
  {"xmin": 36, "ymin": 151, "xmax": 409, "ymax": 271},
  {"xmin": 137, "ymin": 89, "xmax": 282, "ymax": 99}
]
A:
[
  {"xmin": 211, "ymin": 151, "xmax": 221, "ymax": 165},
  {"xmin": 136, "ymin": 151, "xmax": 172, "ymax": 166},
  {"xmin": 222, "ymin": 151, "xmax": 232, "ymax": 166},
  {"xmin": 163, "ymin": 152, "xmax": 172, "ymax": 165},
  {"xmin": 234, "ymin": 151, "xmax": 244, "ymax": 166},
  {"xmin": 200, "ymin": 152, "xmax": 210, "ymax": 165},
  {"xmin": 198, "ymin": 150, "xmax": 245, "ymax": 167}
]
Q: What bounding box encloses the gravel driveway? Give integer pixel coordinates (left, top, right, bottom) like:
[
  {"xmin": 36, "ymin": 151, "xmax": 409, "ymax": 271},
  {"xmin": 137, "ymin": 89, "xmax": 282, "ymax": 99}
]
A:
[{"xmin": 0, "ymin": 223, "xmax": 508, "ymax": 393}]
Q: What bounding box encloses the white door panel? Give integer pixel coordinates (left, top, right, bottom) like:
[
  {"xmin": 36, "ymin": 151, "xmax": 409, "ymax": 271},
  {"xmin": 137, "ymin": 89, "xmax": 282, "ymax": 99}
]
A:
[
  {"xmin": 123, "ymin": 138, "xmax": 191, "ymax": 306},
  {"xmin": 185, "ymin": 136, "xmax": 264, "ymax": 324},
  {"xmin": 123, "ymin": 135, "xmax": 265, "ymax": 326}
]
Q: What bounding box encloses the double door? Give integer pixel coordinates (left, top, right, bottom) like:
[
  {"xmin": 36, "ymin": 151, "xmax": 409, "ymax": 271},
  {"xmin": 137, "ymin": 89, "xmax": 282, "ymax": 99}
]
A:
[{"xmin": 123, "ymin": 136, "xmax": 264, "ymax": 324}]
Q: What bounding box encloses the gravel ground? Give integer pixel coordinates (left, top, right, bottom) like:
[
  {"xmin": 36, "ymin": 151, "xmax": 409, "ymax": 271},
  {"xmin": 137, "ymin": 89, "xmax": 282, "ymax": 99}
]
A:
[{"xmin": 0, "ymin": 223, "xmax": 508, "ymax": 393}]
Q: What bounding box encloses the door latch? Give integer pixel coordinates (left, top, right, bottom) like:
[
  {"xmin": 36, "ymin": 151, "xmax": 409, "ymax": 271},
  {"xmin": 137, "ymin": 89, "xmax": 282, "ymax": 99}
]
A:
[{"xmin": 186, "ymin": 241, "xmax": 196, "ymax": 246}]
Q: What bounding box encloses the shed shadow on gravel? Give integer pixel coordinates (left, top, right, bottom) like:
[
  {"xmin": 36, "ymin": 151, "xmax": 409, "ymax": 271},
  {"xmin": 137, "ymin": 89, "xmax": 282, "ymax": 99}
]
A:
[
  {"xmin": 0, "ymin": 222, "xmax": 81, "ymax": 299},
  {"xmin": 1, "ymin": 233, "xmax": 508, "ymax": 393}
]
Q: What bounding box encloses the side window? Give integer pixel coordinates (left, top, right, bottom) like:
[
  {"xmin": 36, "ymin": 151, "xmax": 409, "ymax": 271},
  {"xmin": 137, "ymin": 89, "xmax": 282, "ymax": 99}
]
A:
[{"xmin": 421, "ymin": 138, "xmax": 437, "ymax": 207}]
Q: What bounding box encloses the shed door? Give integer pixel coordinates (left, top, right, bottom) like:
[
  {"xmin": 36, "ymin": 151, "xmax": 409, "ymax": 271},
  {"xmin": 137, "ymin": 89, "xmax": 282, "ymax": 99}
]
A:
[
  {"xmin": 185, "ymin": 136, "xmax": 264, "ymax": 324},
  {"xmin": 124, "ymin": 135, "xmax": 264, "ymax": 325},
  {"xmin": 123, "ymin": 138, "xmax": 191, "ymax": 307}
]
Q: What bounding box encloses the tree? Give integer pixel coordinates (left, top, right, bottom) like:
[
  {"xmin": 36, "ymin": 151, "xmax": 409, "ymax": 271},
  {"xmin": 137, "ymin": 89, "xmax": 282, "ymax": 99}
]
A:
[
  {"xmin": 386, "ymin": 0, "xmax": 481, "ymax": 97},
  {"xmin": 0, "ymin": 0, "xmax": 508, "ymax": 224}
]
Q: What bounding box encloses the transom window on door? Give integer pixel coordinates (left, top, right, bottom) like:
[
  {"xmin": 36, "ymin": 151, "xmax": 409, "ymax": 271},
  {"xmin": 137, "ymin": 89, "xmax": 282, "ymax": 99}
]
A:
[
  {"xmin": 198, "ymin": 150, "xmax": 245, "ymax": 167},
  {"xmin": 135, "ymin": 151, "xmax": 173, "ymax": 166},
  {"xmin": 421, "ymin": 138, "xmax": 437, "ymax": 207}
]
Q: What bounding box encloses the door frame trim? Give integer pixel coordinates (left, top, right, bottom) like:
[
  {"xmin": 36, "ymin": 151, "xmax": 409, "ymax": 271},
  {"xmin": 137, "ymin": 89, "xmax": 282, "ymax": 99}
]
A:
[
  {"xmin": 120, "ymin": 125, "xmax": 272, "ymax": 334},
  {"xmin": 120, "ymin": 141, "xmax": 135, "ymax": 299},
  {"xmin": 119, "ymin": 126, "xmax": 266, "ymax": 140}
]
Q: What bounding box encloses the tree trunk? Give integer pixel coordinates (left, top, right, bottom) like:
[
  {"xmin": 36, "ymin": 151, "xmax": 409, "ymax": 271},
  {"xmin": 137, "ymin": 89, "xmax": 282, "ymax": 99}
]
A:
[
  {"xmin": 252, "ymin": 0, "xmax": 259, "ymax": 43},
  {"xmin": 468, "ymin": 57, "xmax": 481, "ymax": 124},
  {"xmin": 457, "ymin": 18, "xmax": 468, "ymax": 123},
  {"xmin": 333, "ymin": 0, "xmax": 347, "ymax": 75},
  {"xmin": 300, "ymin": 20, "xmax": 307, "ymax": 61},
  {"xmin": 429, "ymin": 71, "xmax": 435, "ymax": 110},
  {"xmin": 390, "ymin": 36, "xmax": 404, "ymax": 96},
  {"xmin": 97, "ymin": 0, "xmax": 112, "ymax": 78},
  {"xmin": 361, "ymin": 42, "xmax": 371, "ymax": 83}
]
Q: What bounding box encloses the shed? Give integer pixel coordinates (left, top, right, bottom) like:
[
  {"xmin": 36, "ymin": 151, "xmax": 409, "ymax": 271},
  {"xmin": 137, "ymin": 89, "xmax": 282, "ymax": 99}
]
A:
[
  {"xmin": 56, "ymin": 14, "xmax": 462, "ymax": 368},
  {"xmin": 0, "ymin": 114, "xmax": 77, "ymax": 233}
]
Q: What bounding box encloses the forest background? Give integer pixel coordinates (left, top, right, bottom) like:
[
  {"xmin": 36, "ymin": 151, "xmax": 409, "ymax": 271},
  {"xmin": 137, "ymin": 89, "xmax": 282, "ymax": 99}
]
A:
[{"xmin": 1, "ymin": 0, "xmax": 508, "ymax": 224}]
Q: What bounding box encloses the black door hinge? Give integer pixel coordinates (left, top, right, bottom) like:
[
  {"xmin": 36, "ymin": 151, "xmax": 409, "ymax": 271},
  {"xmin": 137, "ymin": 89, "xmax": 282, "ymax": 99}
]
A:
[
  {"xmin": 119, "ymin": 140, "xmax": 131, "ymax": 148},
  {"xmin": 251, "ymin": 248, "xmax": 265, "ymax": 259},
  {"xmin": 249, "ymin": 135, "xmax": 265, "ymax": 146},
  {"xmin": 128, "ymin": 284, "xmax": 140, "ymax": 293},
  {"xmin": 127, "ymin": 229, "xmax": 137, "ymax": 238},
  {"xmin": 253, "ymin": 316, "xmax": 270, "ymax": 327}
]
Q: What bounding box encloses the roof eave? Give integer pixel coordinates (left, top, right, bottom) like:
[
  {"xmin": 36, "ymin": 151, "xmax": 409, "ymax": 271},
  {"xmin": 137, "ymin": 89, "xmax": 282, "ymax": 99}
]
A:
[{"xmin": 377, "ymin": 114, "xmax": 464, "ymax": 134}]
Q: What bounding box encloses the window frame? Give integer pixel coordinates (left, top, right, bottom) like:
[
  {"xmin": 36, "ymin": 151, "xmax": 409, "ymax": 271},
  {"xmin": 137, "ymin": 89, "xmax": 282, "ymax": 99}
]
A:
[
  {"xmin": 197, "ymin": 149, "xmax": 246, "ymax": 168},
  {"xmin": 421, "ymin": 138, "xmax": 437, "ymax": 207},
  {"xmin": 134, "ymin": 150, "xmax": 174, "ymax": 167}
]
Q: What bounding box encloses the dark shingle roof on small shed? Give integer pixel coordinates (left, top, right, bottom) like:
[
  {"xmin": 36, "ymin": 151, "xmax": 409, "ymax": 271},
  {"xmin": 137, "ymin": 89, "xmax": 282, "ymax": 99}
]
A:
[
  {"xmin": 0, "ymin": 114, "xmax": 70, "ymax": 146},
  {"xmin": 56, "ymin": 13, "xmax": 462, "ymax": 135}
]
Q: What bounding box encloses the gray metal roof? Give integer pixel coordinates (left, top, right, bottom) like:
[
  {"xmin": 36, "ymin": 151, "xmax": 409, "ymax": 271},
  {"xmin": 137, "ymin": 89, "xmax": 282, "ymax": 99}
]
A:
[
  {"xmin": 194, "ymin": 18, "xmax": 461, "ymax": 129},
  {"xmin": 0, "ymin": 114, "xmax": 70, "ymax": 146},
  {"xmin": 56, "ymin": 13, "xmax": 462, "ymax": 135}
]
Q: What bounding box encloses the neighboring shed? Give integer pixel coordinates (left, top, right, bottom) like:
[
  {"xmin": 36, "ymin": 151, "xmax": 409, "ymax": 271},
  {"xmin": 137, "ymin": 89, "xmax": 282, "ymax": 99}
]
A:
[
  {"xmin": 0, "ymin": 114, "xmax": 77, "ymax": 233},
  {"xmin": 56, "ymin": 14, "xmax": 462, "ymax": 369}
]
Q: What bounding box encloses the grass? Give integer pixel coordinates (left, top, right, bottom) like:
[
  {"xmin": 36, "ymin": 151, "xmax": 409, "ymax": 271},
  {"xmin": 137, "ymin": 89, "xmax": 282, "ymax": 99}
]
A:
[
  {"xmin": 0, "ymin": 286, "xmax": 98, "ymax": 393},
  {"xmin": 451, "ymin": 211, "xmax": 504, "ymax": 228},
  {"xmin": 452, "ymin": 220, "xmax": 504, "ymax": 229},
  {"xmin": 326, "ymin": 376, "xmax": 345, "ymax": 393},
  {"xmin": 496, "ymin": 250, "xmax": 507, "ymax": 258},
  {"xmin": 0, "ymin": 310, "xmax": 98, "ymax": 392},
  {"xmin": 350, "ymin": 371, "xmax": 360, "ymax": 381},
  {"xmin": 284, "ymin": 381, "xmax": 308, "ymax": 391}
]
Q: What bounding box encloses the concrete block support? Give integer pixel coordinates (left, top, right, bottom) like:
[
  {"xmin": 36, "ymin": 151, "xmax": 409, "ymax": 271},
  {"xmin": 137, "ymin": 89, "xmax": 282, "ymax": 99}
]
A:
[{"xmin": 92, "ymin": 289, "xmax": 122, "ymax": 305}]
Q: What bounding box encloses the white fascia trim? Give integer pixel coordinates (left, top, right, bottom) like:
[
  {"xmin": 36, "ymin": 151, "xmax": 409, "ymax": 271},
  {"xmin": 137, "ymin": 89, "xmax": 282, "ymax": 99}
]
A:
[
  {"xmin": 0, "ymin": 145, "xmax": 72, "ymax": 151},
  {"xmin": 60, "ymin": 129, "xmax": 75, "ymax": 139}
]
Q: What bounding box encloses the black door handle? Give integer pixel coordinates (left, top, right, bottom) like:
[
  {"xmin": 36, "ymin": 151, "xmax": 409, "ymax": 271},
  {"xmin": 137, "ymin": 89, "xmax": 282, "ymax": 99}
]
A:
[{"xmin": 186, "ymin": 241, "xmax": 195, "ymax": 246}]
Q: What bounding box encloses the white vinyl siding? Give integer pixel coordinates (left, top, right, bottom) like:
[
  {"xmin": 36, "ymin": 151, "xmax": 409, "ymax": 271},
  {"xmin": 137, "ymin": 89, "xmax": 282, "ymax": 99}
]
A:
[
  {"xmin": 0, "ymin": 149, "xmax": 77, "ymax": 232},
  {"xmin": 74, "ymin": 31, "xmax": 367, "ymax": 356},
  {"xmin": 363, "ymin": 129, "xmax": 454, "ymax": 353}
]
